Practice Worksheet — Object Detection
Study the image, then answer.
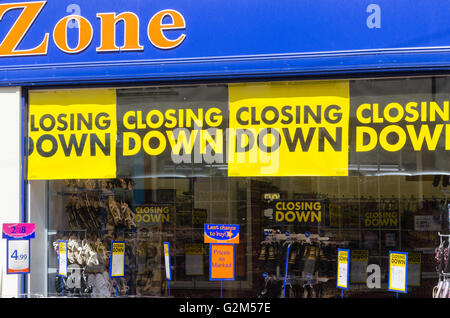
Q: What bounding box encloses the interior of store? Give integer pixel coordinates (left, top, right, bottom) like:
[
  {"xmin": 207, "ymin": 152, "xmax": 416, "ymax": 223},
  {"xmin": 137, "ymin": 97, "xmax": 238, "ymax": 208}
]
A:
[
  {"xmin": 27, "ymin": 173, "xmax": 447, "ymax": 298},
  {"xmin": 25, "ymin": 78, "xmax": 450, "ymax": 298}
]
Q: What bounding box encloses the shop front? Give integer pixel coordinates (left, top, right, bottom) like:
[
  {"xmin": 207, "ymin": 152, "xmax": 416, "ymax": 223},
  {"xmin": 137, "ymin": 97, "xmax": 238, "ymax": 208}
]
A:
[{"xmin": 0, "ymin": 0, "xmax": 450, "ymax": 299}]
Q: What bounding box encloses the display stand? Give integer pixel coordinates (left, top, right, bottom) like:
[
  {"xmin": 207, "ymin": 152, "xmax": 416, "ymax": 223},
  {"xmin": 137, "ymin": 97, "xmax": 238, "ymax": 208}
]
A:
[
  {"xmin": 168, "ymin": 280, "xmax": 171, "ymax": 298},
  {"xmin": 109, "ymin": 241, "xmax": 126, "ymax": 298},
  {"xmin": 436, "ymin": 232, "xmax": 450, "ymax": 297},
  {"xmin": 282, "ymin": 243, "xmax": 291, "ymax": 298},
  {"xmin": 204, "ymin": 224, "xmax": 239, "ymax": 298},
  {"xmin": 2, "ymin": 223, "xmax": 36, "ymax": 298},
  {"xmin": 163, "ymin": 242, "xmax": 172, "ymax": 298},
  {"xmin": 336, "ymin": 248, "xmax": 350, "ymax": 298}
]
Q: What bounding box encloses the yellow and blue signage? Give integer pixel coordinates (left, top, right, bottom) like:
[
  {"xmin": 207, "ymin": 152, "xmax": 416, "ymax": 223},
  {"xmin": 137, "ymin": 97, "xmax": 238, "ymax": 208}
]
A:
[
  {"xmin": 204, "ymin": 224, "xmax": 239, "ymax": 244},
  {"xmin": 164, "ymin": 242, "xmax": 172, "ymax": 281},
  {"xmin": 388, "ymin": 251, "xmax": 408, "ymax": 294},
  {"xmin": 0, "ymin": 1, "xmax": 449, "ymax": 85},
  {"xmin": 2, "ymin": 223, "xmax": 35, "ymax": 240},
  {"xmin": 58, "ymin": 240, "xmax": 68, "ymax": 277},
  {"xmin": 26, "ymin": 80, "xmax": 450, "ymax": 179},
  {"xmin": 2, "ymin": 223, "xmax": 35, "ymax": 275},
  {"xmin": 336, "ymin": 248, "xmax": 350, "ymax": 290},
  {"xmin": 109, "ymin": 241, "xmax": 126, "ymax": 278},
  {"xmin": 6, "ymin": 239, "xmax": 30, "ymax": 274}
]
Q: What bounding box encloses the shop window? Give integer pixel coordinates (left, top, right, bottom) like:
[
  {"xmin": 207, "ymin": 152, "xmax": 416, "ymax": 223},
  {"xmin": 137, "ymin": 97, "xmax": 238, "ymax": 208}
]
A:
[{"xmin": 26, "ymin": 77, "xmax": 450, "ymax": 298}]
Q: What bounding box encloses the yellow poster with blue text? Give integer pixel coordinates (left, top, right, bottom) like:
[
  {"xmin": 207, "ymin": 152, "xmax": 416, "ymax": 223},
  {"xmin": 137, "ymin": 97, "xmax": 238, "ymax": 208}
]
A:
[
  {"xmin": 228, "ymin": 80, "xmax": 350, "ymax": 176},
  {"xmin": 388, "ymin": 252, "xmax": 408, "ymax": 293},
  {"xmin": 337, "ymin": 249, "xmax": 350, "ymax": 289},
  {"xmin": 28, "ymin": 89, "xmax": 117, "ymax": 180}
]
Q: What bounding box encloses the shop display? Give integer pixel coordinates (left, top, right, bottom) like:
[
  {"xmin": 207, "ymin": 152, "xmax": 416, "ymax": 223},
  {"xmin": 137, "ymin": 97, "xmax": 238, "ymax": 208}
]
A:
[
  {"xmin": 257, "ymin": 232, "xmax": 344, "ymax": 298},
  {"xmin": 50, "ymin": 178, "xmax": 165, "ymax": 297},
  {"xmin": 43, "ymin": 173, "xmax": 449, "ymax": 298},
  {"xmin": 39, "ymin": 175, "xmax": 450, "ymax": 298}
]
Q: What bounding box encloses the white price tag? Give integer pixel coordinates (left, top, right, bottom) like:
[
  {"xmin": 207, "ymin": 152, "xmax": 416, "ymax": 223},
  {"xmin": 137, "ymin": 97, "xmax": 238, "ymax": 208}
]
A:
[
  {"xmin": 58, "ymin": 241, "xmax": 68, "ymax": 277},
  {"xmin": 7, "ymin": 239, "xmax": 30, "ymax": 274},
  {"xmin": 336, "ymin": 249, "xmax": 349, "ymax": 289}
]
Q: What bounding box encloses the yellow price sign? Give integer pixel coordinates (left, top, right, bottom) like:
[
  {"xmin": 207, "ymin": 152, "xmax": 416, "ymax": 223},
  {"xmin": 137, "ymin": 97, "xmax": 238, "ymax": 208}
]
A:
[
  {"xmin": 388, "ymin": 251, "xmax": 408, "ymax": 293},
  {"xmin": 337, "ymin": 249, "xmax": 349, "ymax": 289}
]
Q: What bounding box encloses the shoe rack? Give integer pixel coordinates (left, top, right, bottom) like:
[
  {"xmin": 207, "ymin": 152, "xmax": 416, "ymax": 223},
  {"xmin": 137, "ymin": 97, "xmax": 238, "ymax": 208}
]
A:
[{"xmin": 256, "ymin": 231, "xmax": 348, "ymax": 298}]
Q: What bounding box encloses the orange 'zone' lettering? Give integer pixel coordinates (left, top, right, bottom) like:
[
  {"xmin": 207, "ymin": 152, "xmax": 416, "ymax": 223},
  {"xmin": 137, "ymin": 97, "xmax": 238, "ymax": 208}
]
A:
[{"xmin": 0, "ymin": 1, "xmax": 49, "ymax": 56}]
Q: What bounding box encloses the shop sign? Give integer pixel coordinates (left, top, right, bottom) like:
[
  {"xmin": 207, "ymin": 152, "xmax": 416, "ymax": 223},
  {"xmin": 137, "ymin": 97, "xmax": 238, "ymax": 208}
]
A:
[
  {"xmin": 227, "ymin": 81, "xmax": 350, "ymax": 177},
  {"xmin": 388, "ymin": 251, "xmax": 408, "ymax": 293},
  {"xmin": 1, "ymin": 1, "xmax": 450, "ymax": 85},
  {"xmin": 58, "ymin": 240, "xmax": 68, "ymax": 277},
  {"xmin": 209, "ymin": 244, "xmax": 235, "ymax": 281},
  {"xmin": 2, "ymin": 223, "xmax": 35, "ymax": 240},
  {"xmin": 336, "ymin": 249, "xmax": 350, "ymax": 289},
  {"xmin": 364, "ymin": 211, "xmax": 398, "ymax": 228},
  {"xmin": 0, "ymin": 1, "xmax": 186, "ymax": 57},
  {"xmin": 135, "ymin": 204, "xmax": 175, "ymax": 225},
  {"xmin": 263, "ymin": 193, "xmax": 280, "ymax": 201},
  {"xmin": 350, "ymin": 250, "xmax": 369, "ymax": 283},
  {"xmin": 204, "ymin": 224, "xmax": 239, "ymax": 244},
  {"xmin": 109, "ymin": 241, "xmax": 125, "ymax": 278},
  {"xmin": 27, "ymin": 78, "xmax": 450, "ymax": 180},
  {"xmin": 27, "ymin": 89, "xmax": 117, "ymax": 180},
  {"xmin": 272, "ymin": 200, "xmax": 322, "ymax": 224},
  {"xmin": 3, "ymin": 223, "xmax": 35, "ymax": 275}
]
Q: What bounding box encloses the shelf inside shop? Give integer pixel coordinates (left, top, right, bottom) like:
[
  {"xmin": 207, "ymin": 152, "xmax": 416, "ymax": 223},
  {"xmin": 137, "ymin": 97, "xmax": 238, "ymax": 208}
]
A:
[
  {"xmin": 55, "ymin": 187, "xmax": 133, "ymax": 195},
  {"xmin": 319, "ymin": 227, "xmax": 428, "ymax": 231},
  {"xmin": 47, "ymin": 265, "xmax": 107, "ymax": 274}
]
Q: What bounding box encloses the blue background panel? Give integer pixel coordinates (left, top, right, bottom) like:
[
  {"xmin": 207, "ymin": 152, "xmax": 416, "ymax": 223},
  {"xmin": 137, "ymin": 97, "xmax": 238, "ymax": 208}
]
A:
[{"xmin": 1, "ymin": 0, "xmax": 450, "ymax": 85}]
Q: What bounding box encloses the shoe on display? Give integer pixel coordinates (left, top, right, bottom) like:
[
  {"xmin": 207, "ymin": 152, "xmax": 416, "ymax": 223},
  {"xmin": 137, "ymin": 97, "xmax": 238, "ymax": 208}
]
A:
[
  {"xmin": 72, "ymin": 239, "xmax": 84, "ymax": 266},
  {"xmin": 94, "ymin": 238, "xmax": 108, "ymax": 265},
  {"xmin": 118, "ymin": 277, "xmax": 130, "ymax": 296},
  {"xmin": 82, "ymin": 239, "xmax": 99, "ymax": 266},
  {"xmin": 84, "ymin": 179, "xmax": 97, "ymax": 190},
  {"xmin": 289, "ymin": 242, "xmax": 297, "ymax": 265},
  {"xmin": 267, "ymin": 244, "xmax": 275, "ymax": 261},
  {"xmin": 258, "ymin": 243, "xmax": 267, "ymax": 261},
  {"xmin": 107, "ymin": 196, "xmax": 121, "ymax": 225},
  {"xmin": 120, "ymin": 201, "xmax": 136, "ymax": 229}
]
